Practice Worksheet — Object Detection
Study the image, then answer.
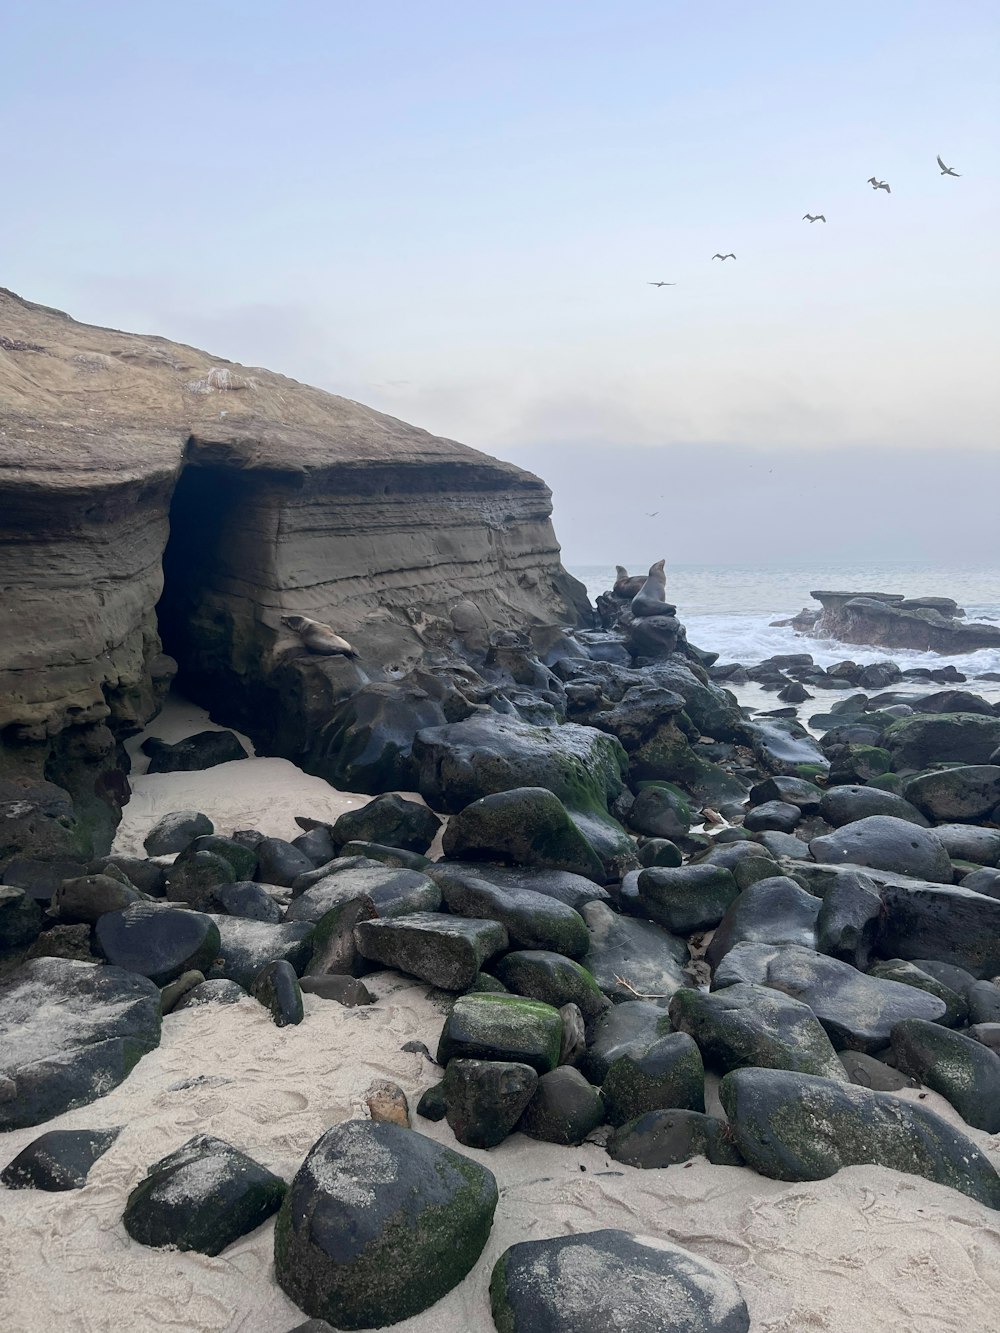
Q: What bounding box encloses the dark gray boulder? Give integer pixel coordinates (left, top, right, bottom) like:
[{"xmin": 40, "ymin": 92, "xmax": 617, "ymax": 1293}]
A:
[
  {"xmin": 933, "ymin": 825, "xmax": 1000, "ymax": 867},
  {"xmin": 437, "ymin": 993, "xmax": 564, "ymax": 1074},
  {"xmin": 883, "ymin": 713, "xmax": 1000, "ymax": 772},
  {"xmin": 213, "ymin": 880, "xmax": 284, "ymax": 923},
  {"xmin": 637, "ymin": 864, "xmax": 739, "ymax": 934},
  {"xmin": 187, "ymin": 835, "xmax": 259, "ymax": 882},
  {"xmin": 274, "ymin": 1120, "xmax": 498, "ymax": 1329},
  {"xmin": 601, "ymin": 1031, "xmax": 705, "ymax": 1126},
  {"xmin": 713, "ymin": 942, "xmax": 947, "ymax": 1051},
  {"xmin": 839, "ymin": 1050, "xmax": 917, "ymax": 1092},
  {"xmin": 353, "ymin": 912, "xmax": 507, "ymax": 990},
  {"xmin": 0, "ymin": 957, "xmax": 161, "ymax": 1129},
  {"xmin": 581, "ymin": 1000, "xmax": 674, "ymax": 1084},
  {"xmin": 607, "ymin": 1109, "xmax": 743, "ymax": 1168},
  {"xmin": 967, "ymin": 981, "xmax": 1000, "ymax": 1024},
  {"xmin": 904, "ymin": 766, "xmax": 1000, "ymax": 823},
  {"xmin": 254, "ymin": 838, "xmax": 315, "ymax": 888},
  {"xmin": 960, "ymin": 867, "xmax": 1000, "ymax": 898},
  {"xmin": 868, "ymin": 959, "xmax": 967, "ymax": 1026},
  {"xmin": 441, "ymin": 1058, "xmax": 538, "ymax": 1148},
  {"xmin": 49, "ymin": 874, "xmax": 144, "ymax": 924},
  {"xmin": 810, "ymin": 816, "xmax": 952, "ymax": 883},
  {"xmin": 626, "ymin": 785, "xmax": 692, "ymax": 840},
  {"xmin": 173, "ymin": 978, "xmax": 247, "ymax": 1009},
  {"xmin": 891, "ymin": 1018, "xmax": 1000, "ymax": 1132},
  {"xmin": 490, "ymin": 1229, "xmax": 750, "ymax": 1333},
  {"xmin": 337, "ymin": 841, "xmax": 430, "ymax": 871},
  {"xmin": 815, "ymin": 870, "xmax": 882, "ymax": 969},
  {"xmin": 123, "ymin": 1134, "xmax": 286, "ymax": 1255},
  {"xmin": 706, "ymin": 876, "xmax": 821, "ymax": 969},
  {"xmin": 439, "ymin": 873, "xmax": 589, "ymax": 958},
  {"xmin": 143, "ymin": 729, "xmax": 248, "ymax": 773},
  {"xmin": 668, "ymin": 983, "xmax": 846, "ymax": 1079},
  {"xmin": 143, "ymin": 811, "xmax": 214, "ymax": 857},
  {"xmin": 691, "ymin": 841, "xmax": 780, "ymax": 890},
  {"xmin": 2, "ymin": 1126, "xmax": 121, "ymax": 1190},
  {"xmin": 94, "ymin": 904, "xmax": 221, "ymax": 986},
  {"xmin": 442, "ymin": 787, "xmax": 605, "ymax": 882},
  {"xmin": 330, "ymin": 793, "xmax": 441, "ymax": 854},
  {"xmin": 746, "ymin": 716, "xmax": 829, "ymax": 776},
  {"xmin": 164, "ymin": 850, "xmax": 237, "ymax": 910},
  {"xmin": 206, "ymin": 915, "xmax": 314, "ymax": 989},
  {"xmin": 720, "ymin": 1067, "xmax": 1000, "ymax": 1209},
  {"xmin": 495, "ymin": 950, "xmax": 610, "ymax": 1022},
  {"xmin": 299, "ymin": 975, "xmax": 374, "ymax": 1006},
  {"xmin": 819, "ymin": 785, "xmax": 929, "ymax": 828},
  {"xmin": 744, "ymin": 801, "xmax": 801, "ymax": 833},
  {"xmin": 431, "ymin": 861, "xmax": 610, "ymax": 912},
  {"xmin": 580, "ymin": 900, "xmax": 689, "ymax": 1006},
  {"xmin": 877, "ymin": 878, "xmax": 1000, "ymax": 978},
  {"xmin": 250, "ymin": 959, "xmax": 304, "ymax": 1027},
  {"xmin": 517, "ymin": 1067, "xmax": 605, "ymax": 1145},
  {"xmin": 748, "ymin": 775, "xmax": 823, "ymax": 813},
  {"xmin": 0, "ymin": 886, "xmax": 44, "ymax": 954},
  {"xmin": 637, "ymin": 838, "xmax": 684, "ymax": 868}
]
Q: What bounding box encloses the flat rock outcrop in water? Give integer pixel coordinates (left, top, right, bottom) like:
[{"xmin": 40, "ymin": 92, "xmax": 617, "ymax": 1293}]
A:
[
  {"xmin": 0, "ymin": 288, "xmax": 586, "ymax": 857},
  {"xmin": 810, "ymin": 590, "xmax": 1000, "ymax": 654}
]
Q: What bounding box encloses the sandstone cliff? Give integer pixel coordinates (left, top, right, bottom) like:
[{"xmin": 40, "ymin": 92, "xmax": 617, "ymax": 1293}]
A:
[{"xmin": 0, "ymin": 289, "xmax": 587, "ymax": 858}]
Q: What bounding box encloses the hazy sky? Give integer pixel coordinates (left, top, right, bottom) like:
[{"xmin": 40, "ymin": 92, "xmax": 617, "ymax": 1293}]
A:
[{"xmin": 3, "ymin": 2, "xmax": 998, "ymax": 562}]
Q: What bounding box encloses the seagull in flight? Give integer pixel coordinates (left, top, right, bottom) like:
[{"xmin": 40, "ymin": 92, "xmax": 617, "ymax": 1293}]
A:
[
  {"xmin": 867, "ymin": 177, "xmax": 891, "ymax": 193},
  {"xmin": 937, "ymin": 155, "xmax": 960, "ymax": 177},
  {"xmin": 645, "ymin": 511, "xmax": 660, "ymax": 518},
  {"xmin": 712, "ymin": 253, "xmax": 736, "ymax": 261},
  {"xmin": 803, "ymin": 214, "xmax": 826, "ymax": 223},
  {"xmin": 647, "ymin": 281, "xmax": 677, "ymax": 287}
]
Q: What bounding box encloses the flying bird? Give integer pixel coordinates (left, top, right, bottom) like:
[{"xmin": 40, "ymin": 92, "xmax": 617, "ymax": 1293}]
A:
[
  {"xmin": 647, "ymin": 281, "xmax": 677, "ymax": 287},
  {"xmin": 645, "ymin": 511, "xmax": 660, "ymax": 518},
  {"xmin": 867, "ymin": 177, "xmax": 891, "ymax": 193},
  {"xmin": 803, "ymin": 214, "xmax": 826, "ymax": 222},
  {"xmin": 712, "ymin": 253, "xmax": 736, "ymax": 261},
  {"xmin": 937, "ymin": 155, "xmax": 960, "ymax": 177}
]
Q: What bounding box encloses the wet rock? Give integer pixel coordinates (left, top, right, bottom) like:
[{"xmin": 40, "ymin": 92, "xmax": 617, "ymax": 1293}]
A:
[
  {"xmin": 967, "ymin": 981, "xmax": 1000, "ymax": 1025},
  {"xmin": 626, "ymin": 785, "xmax": 692, "ymax": 840},
  {"xmin": 164, "ymin": 850, "xmax": 237, "ymax": 910},
  {"xmin": 442, "ymin": 787, "xmax": 605, "ymax": 882},
  {"xmin": 969, "ymin": 1023, "xmax": 1000, "ymax": 1054},
  {"xmin": 636, "ymin": 838, "xmax": 683, "ymax": 868},
  {"xmin": 2, "ymin": 1126, "xmax": 121, "ymax": 1190},
  {"xmin": 123, "ymin": 1134, "xmax": 286, "ymax": 1255},
  {"xmin": 743, "ymin": 802, "xmax": 801, "ymax": 835},
  {"xmin": 143, "ymin": 811, "xmax": 213, "ymax": 857},
  {"xmin": 317, "ymin": 681, "xmax": 449, "ymax": 794},
  {"xmin": 299, "ymin": 975, "xmax": 374, "ymax": 1006},
  {"xmin": 495, "ymin": 950, "xmax": 610, "ymax": 1022},
  {"xmin": 705, "ymin": 876, "xmax": 820, "ymax": 970},
  {"xmin": 882, "ymin": 713, "xmax": 1000, "ymax": 772},
  {"xmin": 292, "ymin": 825, "xmax": 338, "ymax": 867},
  {"xmin": 815, "ymin": 870, "xmax": 882, "ymax": 969},
  {"xmin": 692, "ymin": 841, "xmax": 780, "ymax": 890},
  {"xmin": 337, "ymin": 841, "xmax": 431, "ymax": 871},
  {"xmin": 518, "ymin": 1066, "xmax": 605, "ymax": 1145},
  {"xmin": 669, "ymin": 983, "xmax": 846, "ymax": 1079},
  {"xmin": 578, "ymin": 901, "xmax": 688, "ymax": 1002},
  {"xmin": 441, "ymin": 1058, "xmax": 537, "ymax": 1148},
  {"xmin": 92, "ymin": 856, "xmax": 166, "ymax": 897},
  {"xmin": 891, "ymin": 1019, "xmax": 1000, "ymax": 1132},
  {"xmin": 330, "ymin": 793, "xmax": 441, "ymax": 855},
  {"xmin": 142, "ymin": 729, "xmax": 248, "ymax": 773},
  {"xmin": 250, "ymin": 959, "xmax": 304, "ymax": 1027},
  {"xmin": 490, "ymin": 1228, "xmax": 750, "ymax": 1333},
  {"xmin": 933, "ymin": 825, "xmax": 1000, "ymax": 867},
  {"xmin": 876, "ymin": 878, "xmax": 1000, "ymax": 978},
  {"xmin": 430, "ymin": 862, "xmax": 610, "ymax": 912},
  {"xmin": 0, "ymin": 886, "xmax": 44, "ymax": 954},
  {"xmin": 810, "ymin": 816, "xmax": 953, "ymax": 883},
  {"xmin": 559, "ymin": 1002, "xmax": 586, "ymax": 1065},
  {"xmin": 720, "ymin": 1067, "xmax": 1000, "ymax": 1208},
  {"xmin": 713, "ymin": 942, "xmax": 947, "ymax": 1051},
  {"xmin": 868, "ymin": 959, "xmax": 968, "ymax": 1026},
  {"xmin": 213, "ymin": 880, "xmax": 284, "ymax": 923},
  {"xmin": 207, "ymin": 916, "xmax": 314, "ymax": 989},
  {"xmin": 607, "ymin": 1109, "xmax": 743, "ymax": 1168},
  {"xmin": 440, "ymin": 873, "xmax": 589, "ymax": 959},
  {"xmin": 748, "ymin": 776, "xmax": 823, "ymax": 813},
  {"xmin": 354, "ymin": 913, "xmax": 507, "ymax": 990},
  {"xmin": 601, "ymin": 1031, "xmax": 704, "ymax": 1126},
  {"xmin": 0, "ymin": 957, "xmax": 161, "ymax": 1130},
  {"xmin": 274, "ymin": 1120, "xmax": 498, "ymax": 1329},
  {"xmin": 838, "ymin": 1050, "xmax": 917, "ymax": 1092},
  {"xmin": 819, "ymin": 786, "xmax": 929, "ymax": 828},
  {"xmin": 94, "ymin": 904, "xmax": 221, "ymax": 985},
  {"xmin": 904, "ymin": 766, "xmax": 1000, "ymax": 823},
  {"xmin": 254, "ymin": 838, "xmax": 315, "ymax": 888},
  {"xmin": 746, "ymin": 717, "xmax": 829, "ymax": 777},
  {"xmin": 637, "ymin": 864, "xmax": 739, "ymax": 934},
  {"xmin": 416, "ymin": 1082, "xmax": 447, "ymax": 1121},
  {"xmin": 958, "ymin": 868, "xmax": 1000, "ymax": 898},
  {"xmin": 49, "ymin": 874, "xmax": 143, "ymax": 924},
  {"xmin": 437, "ymin": 993, "xmax": 564, "ymax": 1074},
  {"xmin": 187, "ymin": 835, "xmax": 259, "ymax": 881},
  {"xmin": 173, "ymin": 978, "xmax": 247, "ymax": 1009}
]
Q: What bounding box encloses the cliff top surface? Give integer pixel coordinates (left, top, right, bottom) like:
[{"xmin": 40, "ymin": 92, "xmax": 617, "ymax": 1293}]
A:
[{"xmin": 0, "ymin": 288, "xmax": 525, "ymax": 488}]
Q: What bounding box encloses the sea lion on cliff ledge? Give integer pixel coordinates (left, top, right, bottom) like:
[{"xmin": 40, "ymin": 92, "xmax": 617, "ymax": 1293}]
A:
[
  {"xmin": 281, "ymin": 615, "xmax": 359, "ymax": 658},
  {"xmin": 613, "ymin": 565, "xmax": 647, "ymax": 599},
  {"xmin": 630, "ymin": 559, "xmax": 675, "ymax": 618}
]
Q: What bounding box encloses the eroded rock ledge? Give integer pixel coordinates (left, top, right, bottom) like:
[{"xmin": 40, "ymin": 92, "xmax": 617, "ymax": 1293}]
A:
[
  {"xmin": 0, "ymin": 289, "xmax": 586, "ymax": 857},
  {"xmin": 811, "ymin": 591, "xmax": 1000, "ymax": 655}
]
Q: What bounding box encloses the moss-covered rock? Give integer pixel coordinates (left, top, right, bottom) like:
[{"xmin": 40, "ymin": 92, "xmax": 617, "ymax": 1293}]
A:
[
  {"xmin": 439, "ymin": 872, "xmax": 589, "ymax": 958},
  {"xmin": 601, "ymin": 1031, "xmax": 705, "ymax": 1126},
  {"xmin": 883, "ymin": 713, "xmax": 1000, "ymax": 773},
  {"xmin": 637, "ymin": 864, "xmax": 739, "ymax": 935},
  {"xmin": 441, "ymin": 1058, "xmax": 537, "ymax": 1148},
  {"xmin": 607, "ymin": 1108, "xmax": 743, "ymax": 1168},
  {"xmin": 442, "ymin": 787, "xmax": 606, "ymax": 882},
  {"xmin": 437, "ymin": 992, "xmax": 564, "ymax": 1073},
  {"xmin": 354, "ymin": 912, "xmax": 508, "ymax": 990},
  {"xmin": 891, "ymin": 1018, "xmax": 1000, "ymax": 1132},
  {"xmin": 495, "ymin": 949, "xmax": 610, "ymax": 1022}
]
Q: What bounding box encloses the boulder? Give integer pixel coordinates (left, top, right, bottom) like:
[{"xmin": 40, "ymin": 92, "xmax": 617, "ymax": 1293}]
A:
[
  {"xmin": 932, "ymin": 825, "xmax": 1000, "ymax": 867},
  {"xmin": 1, "ymin": 1126, "xmax": 121, "ymax": 1190},
  {"xmin": 495, "ymin": 950, "xmax": 610, "ymax": 1022},
  {"xmin": 0, "ymin": 885, "xmax": 44, "ymax": 954},
  {"xmin": 254, "ymin": 838, "xmax": 315, "ymax": 888},
  {"xmin": 882, "ymin": 713, "xmax": 1000, "ymax": 772},
  {"xmin": 330, "ymin": 793, "xmax": 441, "ymax": 854},
  {"xmin": 143, "ymin": 729, "xmax": 248, "ymax": 773},
  {"xmin": 891, "ymin": 1018, "xmax": 1000, "ymax": 1132},
  {"xmin": 143, "ymin": 811, "xmax": 213, "ymax": 857},
  {"xmin": 436, "ymin": 993, "xmax": 564, "ymax": 1074},
  {"xmin": 206, "ymin": 916, "xmax": 314, "ymax": 989},
  {"xmin": 49, "ymin": 874, "xmax": 144, "ymax": 924},
  {"xmin": 601, "ymin": 1031, "xmax": 705, "ymax": 1126},
  {"xmin": 0, "ymin": 958, "xmax": 161, "ymax": 1130},
  {"xmin": 904, "ymin": 766, "xmax": 1000, "ymax": 823},
  {"xmin": 164, "ymin": 850, "xmax": 237, "ymax": 910},
  {"xmin": 94, "ymin": 904, "xmax": 221, "ymax": 986},
  {"xmin": 669, "ymin": 983, "xmax": 847, "ymax": 1079},
  {"xmin": 431, "ymin": 861, "xmax": 609, "ymax": 912},
  {"xmin": 123, "ymin": 1134, "xmax": 286, "ymax": 1255},
  {"xmin": 713, "ymin": 942, "xmax": 947, "ymax": 1051},
  {"xmin": 250, "ymin": 959, "xmax": 304, "ymax": 1027},
  {"xmin": 274, "ymin": 1120, "xmax": 498, "ymax": 1329},
  {"xmin": 299, "ymin": 975, "xmax": 374, "ymax": 1006},
  {"xmin": 490, "ymin": 1229, "xmax": 750, "ymax": 1333},
  {"xmin": 819, "ymin": 785, "xmax": 929, "ymax": 828},
  {"xmin": 877, "ymin": 878, "xmax": 1000, "ymax": 977},
  {"xmin": 626, "ymin": 784, "xmax": 692, "ymax": 840},
  {"xmin": 441, "ymin": 1058, "xmax": 538, "ymax": 1148},
  {"xmin": 637, "ymin": 864, "xmax": 739, "ymax": 935},
  {"xmin": 354, "ymin": 913, "xmax": 507, "ymax": 990},
  {"xmin": 720, "ymin": 1066, "xmax": 1000, "ymax": 1209},
  {"xmin": 607, "ymin": 1109, "xmax": 743, "ymax": 1169},
  {"xmin": 748, "ymin": 775, "xmax": 823, "ymax": 812},
  {"xmin": 517, "ymin": 1067, "xmax": 605, "ymax": 1145},
  {"xmin": 691, "ymin": 842, "xmax": 780, "ymax": 890},
  {"xmin": 810, "ymin": 816, "xmax": 952, "ymax": 883},
  {"xmin": 439, "ymin": 873, "xmax": 589, "ymax": 958},
  {"xmin": 746, "ymin": 717, "xmax": 829, "ymax": 776},
  {"xmin": 743, "ymin": 800, "xmax": 801, "ymax": 833},
  {"xmin": 967, "ymin": 981, "xmax": 1000, "ymax": 1025},
  {"xmin": 213, "ymin": 880, "xmax": 284, "ymax": 923},
  {"xmin": 706, "ymin": 876, "xmax": 820, "ymax": 969},
  {"xmin": 815, "ymin": 870, "xmax": 882, "ymax": 969},
  {"xmin": 868, "ymin": 959, "xmax": 968, "ymax": 1026},
  {"xmin": 442, "ymin": 787, "xmax": 606, "ymax": 883},
  {"xmin": 173, "ymin": 978, "xmax": 247, "ymax": 1009}
]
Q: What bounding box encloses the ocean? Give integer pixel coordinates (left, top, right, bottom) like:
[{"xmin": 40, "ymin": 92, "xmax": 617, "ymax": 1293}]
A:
[{"xmin": 567, "ymin": 559, "xmax": 1000, "ymax": 708}]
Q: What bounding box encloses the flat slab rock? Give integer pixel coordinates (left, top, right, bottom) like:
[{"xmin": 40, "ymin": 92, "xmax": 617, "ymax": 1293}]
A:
[
  {"xmin": 490, "ymin": 1228, "xmax": 750, "ymax": 1333},
  {"xmin": 353, "ymin": 911, "xmax": 508, "ymax": 990},
  {"xmin": 274, "ymin": 1119, "xmax": 498, "ymax": 1330},
  {"xmin": 0, "ymin": 957, "xmax": 161, "ymax": 1130}
]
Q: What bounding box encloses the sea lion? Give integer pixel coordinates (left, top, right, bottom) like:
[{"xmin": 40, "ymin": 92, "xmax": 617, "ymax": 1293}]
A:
[
  {"xmin": 281, "ymin": 614, "xmax": 359, "ymax": 658},
  {"xmin": 613, "ymin": 565, "xmax": 647, "ymax": 599},
  {"xmin": 630, "ymin": 559, "xmax": 671, "ymax": 618}
]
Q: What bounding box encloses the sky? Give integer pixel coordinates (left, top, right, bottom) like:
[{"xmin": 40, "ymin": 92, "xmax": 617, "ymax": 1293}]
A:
[{"xmin": 2, "ymin": 1, "xmax": 998, "ymax": 563}]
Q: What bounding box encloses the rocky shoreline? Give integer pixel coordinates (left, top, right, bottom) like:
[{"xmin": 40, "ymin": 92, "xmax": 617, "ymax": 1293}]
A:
[{"xmin": 3, "ymin": 561, "xmax": 1000, "ymax": 1332}]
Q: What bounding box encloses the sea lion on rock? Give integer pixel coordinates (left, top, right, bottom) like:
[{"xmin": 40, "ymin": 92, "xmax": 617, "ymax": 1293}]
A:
[
  {"xmin": 281, "ymin": 615, "xmax": 359, "ymax": 658},
  {"xmin": 613, "ymin": 566, "xmax": 647, "ymax": 600},
  {"xmin": 630, "ymin": 559, "xmax": 673, "ymax": 618}
]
